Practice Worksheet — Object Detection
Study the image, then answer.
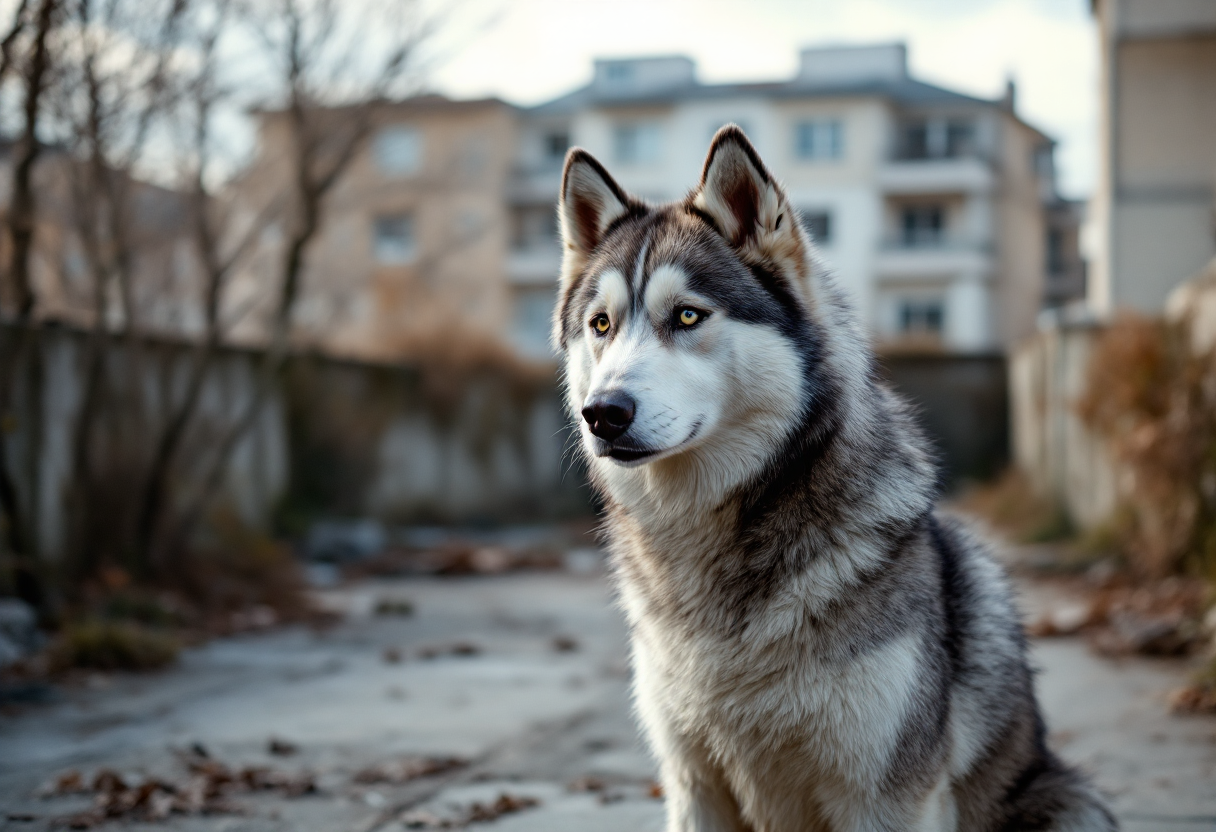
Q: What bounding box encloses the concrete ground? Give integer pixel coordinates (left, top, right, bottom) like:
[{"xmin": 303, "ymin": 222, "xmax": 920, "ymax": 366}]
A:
[{"xmin": 1, "ymin": 565, "xmax": 1214, "ymax": 831}]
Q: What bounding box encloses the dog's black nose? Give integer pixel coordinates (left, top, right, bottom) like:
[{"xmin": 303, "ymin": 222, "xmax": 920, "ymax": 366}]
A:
[{"xmin": 582, "ymin": 391, "xmax": 635, "ymax": 441}]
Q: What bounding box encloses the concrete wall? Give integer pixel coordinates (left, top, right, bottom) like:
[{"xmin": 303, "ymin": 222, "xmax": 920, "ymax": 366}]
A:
[
  {"xmin": 1009, "ymin": 323, "xmax": 1120, "ymax": 529},
  {"xmin": 3, "ymin": 325, "xmax": 288, "ymax": 562},
  {"xmin": 3, "ymin": 325, "xmax": 589, "ymax": 563}
]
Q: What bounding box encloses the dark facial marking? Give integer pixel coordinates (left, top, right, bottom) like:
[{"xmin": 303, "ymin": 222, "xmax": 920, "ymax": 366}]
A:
[{"xmin": 559, "ymin": 203, "xmax": 816, "ymax": 354}]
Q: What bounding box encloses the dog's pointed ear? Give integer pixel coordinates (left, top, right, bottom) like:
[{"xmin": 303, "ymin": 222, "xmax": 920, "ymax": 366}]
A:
[
  {"xmin": 693, "ymin": 126, "xmax": 819, "ymax": 307},
  {"xmin": 692, "ymin": 125, "xmax": 784, "ymax": 247},
  {"xmin": 560, "ymin": 149, "xmax": 634, "ymax": 262}
]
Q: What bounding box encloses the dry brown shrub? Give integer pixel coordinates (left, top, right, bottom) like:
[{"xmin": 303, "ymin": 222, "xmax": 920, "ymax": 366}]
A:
[
  {"xmin": 1077, "ymin": 312, "xmax": 1216, "ymax": 578},
  {"xmin": 176, "ymin": 508, "xmax": 319, "ymax": 633}
]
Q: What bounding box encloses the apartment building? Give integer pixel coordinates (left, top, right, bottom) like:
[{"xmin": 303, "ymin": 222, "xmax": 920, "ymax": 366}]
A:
[
  {"xmin": 509, "ymin": 44, "xmax": 1081, "ymax": 358},
  {"xmin": 228, "ymin": 96, "xmax": 519, "ymax": 362},
  {"xmin": 1088, "ymin": 0, "xmax": 1216, "ymax": 315}
]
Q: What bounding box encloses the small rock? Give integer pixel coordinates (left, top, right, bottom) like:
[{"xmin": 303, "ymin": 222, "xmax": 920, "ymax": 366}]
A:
[
  {"xmin": 552, "ymin": 636, "xmax": 579, "ymax": 653},
  {"xmin": 1051, "ymin": 603, "xmax": 1091, "ymax": 635},
  {"xmin": 568, "ymin": 776, "xmax": 605, "ymax": 792},
  {"xmin": 268, "ymin": 737, "xmax": 298, "ymax": 756},
  {"xmin": 0, "ymin": 598, "xmax": 41, "ymax": 668},
  {"xmin": 470, "ymin": 547, "xmax": 511, "ymax": 574}
]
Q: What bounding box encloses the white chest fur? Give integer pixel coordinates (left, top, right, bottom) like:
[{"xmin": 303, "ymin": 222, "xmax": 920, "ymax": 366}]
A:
[{"xmin": 615, "ymin": 526, "xmax": 939, "ymax": 832}]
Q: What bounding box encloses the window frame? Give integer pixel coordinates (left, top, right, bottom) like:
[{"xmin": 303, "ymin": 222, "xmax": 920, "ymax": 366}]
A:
[
  {"xmin": 372, "ymin": 213, "xmax": 417, "ymax": 264},
  {"xmin": 373, "ymin": 126, "xmax": 423, "ymax": 176},
  {"xmin": 897, "ymin": 296, "xmax": 946, "ymax": 337},
  {"xmin": 793, "ymin": 119, "xmax": 844, "ymax": 162},
  {"xmin": 800, "ymin": 209, "xmax": 832, "ymax": 245},
  {"xmin": 613, "ymin": 121, "xmax": 663, "ymax": 165}
]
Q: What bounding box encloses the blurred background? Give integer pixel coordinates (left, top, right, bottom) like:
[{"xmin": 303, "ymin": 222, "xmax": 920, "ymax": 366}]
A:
[{"xmin": 0, "ymin": 1, "xmax": 1214, "ymax": 830}]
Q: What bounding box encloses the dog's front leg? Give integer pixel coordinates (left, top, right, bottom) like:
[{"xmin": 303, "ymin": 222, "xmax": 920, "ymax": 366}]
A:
[
  {"xmin": 657, "ymin": 740, "xmax": 751, "ymax": 832},
  {"xmin": 633, "ymin": 674, "xmax": 750, "ymax": 829}
]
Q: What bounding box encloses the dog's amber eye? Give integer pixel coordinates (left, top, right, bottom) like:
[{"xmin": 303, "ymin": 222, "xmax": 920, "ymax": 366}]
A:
[
  {"xmin": 677, "ymin": 308, "xmax": 701, "ymax": 327},
  {"xmin": 591, "ymin": 314, "xmax": 611, "ymax": 335}
]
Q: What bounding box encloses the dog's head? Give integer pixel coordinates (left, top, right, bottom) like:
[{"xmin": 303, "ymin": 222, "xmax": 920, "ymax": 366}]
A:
[{"xmin": 555, "ymin": 126, "xmax": 829, "ymax": 492}]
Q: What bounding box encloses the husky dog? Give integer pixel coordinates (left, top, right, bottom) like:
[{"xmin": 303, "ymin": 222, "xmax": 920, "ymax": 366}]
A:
[{"xmin": 554, "ymin": 126, "xmax": 1115, "ymax": 832}]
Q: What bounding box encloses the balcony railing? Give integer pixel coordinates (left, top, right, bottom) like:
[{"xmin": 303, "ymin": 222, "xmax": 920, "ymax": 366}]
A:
[
  {"xmin": 890, "ymin": 147, "xmax": 989, "ymax": 163},
  {"xmin": 878, "ymin": 234, "xmax": 992, "ymax": 254}
]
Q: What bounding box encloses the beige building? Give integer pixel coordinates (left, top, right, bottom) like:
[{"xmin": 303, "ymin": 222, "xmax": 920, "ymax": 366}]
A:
[
  {"xmin": 0, "ymin": 142, "xmax": 194, "ymax": 335},
  {"xmin": 228, "ymin": 96, "xmax": 521, "ymax": 363},
  {"xmin": 1088, "ymin": 0, "xmax": 1216, "ymax": 315}
]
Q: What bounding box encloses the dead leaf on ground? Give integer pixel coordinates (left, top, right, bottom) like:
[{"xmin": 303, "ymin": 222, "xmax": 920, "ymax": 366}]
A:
[
  {"xmin": 466, "ymin": 793, "xmax": 540, "ymax": 823},
  {"xmin": 567, "ymin": 775, "xmax": 604, "ymax": 792},
  {"xmin": 417, "ymin": 642, "xmax": 480, "ymax": 660},
  {"xmin": 397, "ymin": 793, "xmax": 540, "ymax": 829},
  {"xmin": 1169, "ymin": 683, "xmax": 1216, "ymax": 714},
  {"xmin": 42, "ymin": 753, "xmax": 317, "ymax": 827}
]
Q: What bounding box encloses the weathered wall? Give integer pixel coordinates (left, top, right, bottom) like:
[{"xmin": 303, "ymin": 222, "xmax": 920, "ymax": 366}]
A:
[
  {"xmin": 276, "ymin": 355, "xmax": 587, "ymax": 527},
  {"xmin": 1009, "ymin": 322, "xmax": 1120, "ymax": 529},
  {"xmin": 3, "ymin": 325, "xmax": 590, "ymax": 564}
]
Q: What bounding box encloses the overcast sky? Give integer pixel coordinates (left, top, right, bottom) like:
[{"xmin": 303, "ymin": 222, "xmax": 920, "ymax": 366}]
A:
[{"xmin": 426, "ymin": 0, "xmax": 1098, "ymax": 199}]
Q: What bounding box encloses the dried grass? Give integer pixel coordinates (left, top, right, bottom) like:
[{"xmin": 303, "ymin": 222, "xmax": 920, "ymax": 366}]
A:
[{"xmin": 48, "ymin": 620, "xmax": 179, "ymax": 672}]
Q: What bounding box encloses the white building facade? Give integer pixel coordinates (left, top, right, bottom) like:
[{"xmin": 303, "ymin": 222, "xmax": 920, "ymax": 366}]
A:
[{"xmin": 507, "ymin": 44, "xmax": 1077, "ymax": 359}]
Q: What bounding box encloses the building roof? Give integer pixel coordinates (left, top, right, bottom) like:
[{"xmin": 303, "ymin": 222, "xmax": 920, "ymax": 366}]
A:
[
  {"xmin": 527, "ymin": 75, "xmax": 998, "ymax": 116},
  {"xmin": 249, "ymin": 93, "xmax": 512, "ymax": 118}
]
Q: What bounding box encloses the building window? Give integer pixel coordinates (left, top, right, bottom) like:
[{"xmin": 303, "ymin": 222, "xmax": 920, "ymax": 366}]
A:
[
  {"xmin": 613, "ymin": 121, "xmax": 662, "ymax": 165},
  {"xmin": 800, "ymin": 210, "xmax": 832, "ymax": 244},
  {"xmin": 900, "ymin": 204, "xmax": 944, "ymax": 247},
  {"xmin": 901, "ymin": 122, "xmax": 929, "ymax": 160},
  {"xmin": 374, "ymin": 126, "xmax": 422, "ymax": 175},
  {"xmin": 899, "ymin": 118, "xmax": 975, "ymax": 160},
  {"xmin": 512, "ymin": 206, "xmax": 557, "ymax": 250},
  {"xmin": 513, "ymin": 286, "xmax": 557, "ymax": 357},
  {"xmin": 898, "ymin": 297, "xmax": 945, "ymax": 335},
  {"xmin": 1046, "ymin": 228, "xmax": 1064, "ymax": 274},
  {"xmin": 794, "ymin": 119, "xmax": 843, "ymax": 161},
  {"xmin": 544, "ymin": 130, "xmax": 569, "ymax": 163},
  {"xmin": 373, "ymin": 214, "xmax": 416, "ymax": 263},
  {"xmin": 946, "ymin": 121, "xmax": 975, "ymax": 158},
  {"xmin": 1033, "ymin": 144, "xmax": 1054, "ymax": 177}
]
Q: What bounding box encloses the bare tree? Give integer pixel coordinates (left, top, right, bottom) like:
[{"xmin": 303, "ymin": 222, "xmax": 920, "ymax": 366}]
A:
[
  {"xmin": 162, "ymin": 0, "xmax": 433, "ymax": 559},
  {"xmin": 132, "ymin": 0, "xmax": 277, "ymax": 572},
  {"xmin": 43, "ymin": 0, "xmax": 189, "ymax": 583},
  {"xmin": 0, "ymin": 0, "xmax": 444, "ymax": 607},
  {"xmin": 0, "ymin": 0, "xmax": 62, "ymax": 614}
]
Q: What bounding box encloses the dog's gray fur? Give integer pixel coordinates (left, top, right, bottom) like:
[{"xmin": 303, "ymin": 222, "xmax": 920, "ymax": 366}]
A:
[{"xmin": 554, "ymin": 126, "xmax": 1116, "ymax": 832}]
